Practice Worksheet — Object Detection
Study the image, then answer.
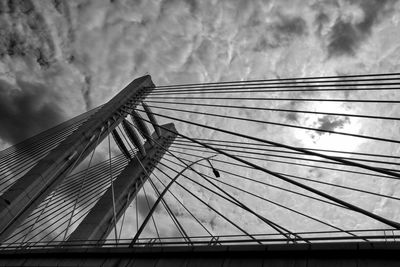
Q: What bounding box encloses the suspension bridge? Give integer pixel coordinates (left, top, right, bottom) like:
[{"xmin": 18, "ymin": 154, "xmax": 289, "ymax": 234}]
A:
[{"xmin": 0, "ymin": 74, "xmax": 400, "ymax": 266}]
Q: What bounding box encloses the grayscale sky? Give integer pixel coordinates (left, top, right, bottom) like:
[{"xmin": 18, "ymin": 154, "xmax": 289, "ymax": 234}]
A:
[{"xmin": 1, "ymin": 0, "xmax": 400, "ymax": 240}]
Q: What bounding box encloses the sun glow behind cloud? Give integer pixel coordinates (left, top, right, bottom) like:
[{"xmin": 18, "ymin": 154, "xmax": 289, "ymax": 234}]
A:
[{"xmin": 294, "ymin": 102, "xmax": 364, "ymax": 154}]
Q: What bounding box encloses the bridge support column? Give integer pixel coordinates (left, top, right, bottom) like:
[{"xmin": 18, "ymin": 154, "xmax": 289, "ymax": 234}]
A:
[
  {"xmin": 0, "ymin": 76, "xmax": 154, "ymax": 242},
  {"xmin": 67, "ymin": 123, "xmax": 177, "ymax": 244}
]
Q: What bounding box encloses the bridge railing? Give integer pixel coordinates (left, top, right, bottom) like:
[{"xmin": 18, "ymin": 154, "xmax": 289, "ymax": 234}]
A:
[{"xmin": 0, "ymin": 228, "xmax": 399, "ymax": 250}]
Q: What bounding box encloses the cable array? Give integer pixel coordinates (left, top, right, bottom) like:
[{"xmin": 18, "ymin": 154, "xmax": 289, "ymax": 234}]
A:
[{"xmin": 1, "ymin": 72, "xmax": 400, "ymax": 248}]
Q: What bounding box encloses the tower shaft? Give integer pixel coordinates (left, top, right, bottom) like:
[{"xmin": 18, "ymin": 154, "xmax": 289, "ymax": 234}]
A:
[{"xmin": 0, "ymin": 76, "xmax": 154, "ymax": 242}]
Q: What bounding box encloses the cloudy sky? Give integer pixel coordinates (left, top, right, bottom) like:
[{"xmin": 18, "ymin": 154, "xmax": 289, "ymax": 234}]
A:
[{"xmin": 1, "ymin": 0, "xmax": 400, "ymax": 242}]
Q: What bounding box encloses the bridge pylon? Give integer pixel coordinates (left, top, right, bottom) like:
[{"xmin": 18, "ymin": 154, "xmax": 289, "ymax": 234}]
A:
[{"xmin": 0, "ymin": 75, "xmax": 173, "ymax": 243}]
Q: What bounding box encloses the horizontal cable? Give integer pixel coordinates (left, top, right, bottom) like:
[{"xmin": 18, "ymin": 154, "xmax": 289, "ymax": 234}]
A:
[
  {"xmin": 154, "ymin": 79, "xmax": 400, "ymax": 91},
  {"xmin": 146, "ymin": 96, "xmax": 400, "ymax": 103},
  {"xmin": 156, "ymin": 72, "xmax": 400, "ymax": 88},
  {"xmin": 3, "ymin": 228, "xmax": 398, "ymax": 248},
  {"xmin": 170, "ymin": 147, "xmax": 400, "ymax": 178},
  {"xmin": 132, "ymin": 121, "xmax": 298, "ymax": 242},
  {"xmin": 168, "ymin": 147, "xmax": 394, "ymax": 182},
  {"xmin": 146, "ymin": 100, "xmax": 399, "ymax": 121},
  {"xmin": 171, "ymin": 143, "xmax": 400, "ymax": 170},
  {"xmin": 162, "ymin": 154, "xmax": 346, "ymax": 209},
  {"xmin": 174, "ymin": 137, "xmax": 400, "ymax": 161},
  {"xmin": 145, "ymin": 104, "xmax": 400, "ymax": 145},
  {"xmin": 151, "ymin": 84, "xmax": 400, "ymax": 95},
  {"xmin": 134, "ymin": 107, "xmax": 400, "ymax": 180},
  {"xmin": 131, "ymin": 124, "xmax": 282, "ymax": 241},
  {"xmin": 166, "ymin": 158, "xmax": 365, "ymax": 239},
  {"xmin": 172, "ymin": 140, "xmax": 400, "ymax": 166},
  {"xmin": 281, "ymin": 172, "xmax": 400, "ymax": 201},
  {"xmin": 132, "ymin": 111, "xmax": 400, "ymax": 229},
  {"xmin": 4, "ymin": 233, "xmax": 400, "ymax": 247},
  {"xmin": 168, "ymin": 147, "xmax": 400, "ymax": 203}
]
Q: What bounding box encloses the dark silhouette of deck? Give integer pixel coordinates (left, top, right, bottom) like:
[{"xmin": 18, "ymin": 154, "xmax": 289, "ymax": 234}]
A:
[{"xmin": 1, "ymin": 242, "xmax": 400, "ymax": 266}]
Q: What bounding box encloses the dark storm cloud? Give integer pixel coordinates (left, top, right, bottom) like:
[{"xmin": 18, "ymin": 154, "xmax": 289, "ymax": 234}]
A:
[
  {"xmin": 82, "ymin": 75, "xmax": 92, "ymax": 109},
  {"xmin": 314, "ymin": 116, "xmax": 350, "ymax": 135},
  {"xmin": 328, "ymin": 20, "xmax": 358, "ymax": 56},
  {"xmin": 315, "ymin": 11, "xmax": 329, "ymax": 36},
  {"xmin": 160, "ymin": 0, "xmax": 197, "ymax": 16},
  {"xmin": 0, "ymin": 79, "xmax": 64, "ymax": 144},
  {"xmin": 327, "ymin": 0, "xmax": 396, "ymax": 57},
  {"xmin": 283, "ymin": 101, "xmax": 300, "ymax": 122},
  {"xmin": 254, "ymin": 14, "xmax": 307, "ymax": 51},
  {"xmin": 286, "ymin": 112, "xmax": 299, "ymax": 123},
  {"xmin": 0, "ymin": 0, "xmax": 56, "ymax": 68},
  {"xmin": 274, "ymin": 16, "xmax": 307, "ymax": 37}
]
